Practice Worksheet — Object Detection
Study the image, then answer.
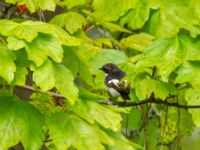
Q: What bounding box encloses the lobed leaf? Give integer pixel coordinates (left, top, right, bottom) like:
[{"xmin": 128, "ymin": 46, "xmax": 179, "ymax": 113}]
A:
[
  {"xmin": 47, "ymin": 113, "xmax": 113, "ymax": 150},
  {"xmin": 0, "ymin": 43, "xmax": 16, "ymax": 83},
  {"xmin": 33, "ymin": 60, "xmax": 79, "ymax": 104},
  {"xmin": 72, "ymin": 98, "xmax": 122, "ymax": 131},
  {"xmin": 6, "ymin": 0, "xmax": 56, "ymax": 13},
  {"xmin": 0, "ymin": 96, "xmax": 45, "ymax": 150},
  {"xmin": 50, "ymin": 12, "xmax": 86, "ymax": 34}
]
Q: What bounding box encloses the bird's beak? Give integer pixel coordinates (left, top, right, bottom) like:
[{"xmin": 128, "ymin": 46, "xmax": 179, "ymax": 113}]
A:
[{"xmin": 99, "ymin": 67, "xmax": 103, "ymax": 71}]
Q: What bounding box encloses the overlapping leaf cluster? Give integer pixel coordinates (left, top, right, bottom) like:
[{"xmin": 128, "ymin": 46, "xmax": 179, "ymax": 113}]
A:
[{"xmin": 0, "ymin": 0, "xmax": 200, "ymax": 149}]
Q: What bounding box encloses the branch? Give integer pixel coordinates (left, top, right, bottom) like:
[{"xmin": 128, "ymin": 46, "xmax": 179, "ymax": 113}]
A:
[{"xmin": 17, "ymin": 85, "xmax": 200, "ymax": 109}]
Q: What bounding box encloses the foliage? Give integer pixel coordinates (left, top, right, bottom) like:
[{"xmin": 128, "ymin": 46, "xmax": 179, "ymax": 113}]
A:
[{"xmin": 0, "ymin": 0, "xmax": 200, "ymax": 149}]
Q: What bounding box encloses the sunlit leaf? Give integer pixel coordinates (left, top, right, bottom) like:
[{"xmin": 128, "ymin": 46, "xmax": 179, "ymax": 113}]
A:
[
  {"xmin": 61, "ymin": 0, "xmax": 90, "ymax": 9},
  {"xmin": 0, "ymin": 43, "xmax": 16, "ymax": 83},
  {"xmin": 120, "ymin": 33, "xmax": 154, "ymax": 51},
  {"xmin": 72, "ymin": 98, "xmax": 122, "ymax": 131},
  {"xmin": 0, "ymin": 96, "xmax": 45, "ymax": 150},
  {"xmin": 120, "ymin": 1, "xmax": 150, "ymax": 30},
  {"xmin": 6, "ymin": 0, "xmax": 56, "ymax": 13},
  {"xmin": 47, "ymin": 113, "xmax": 112, "ymax": 150},
  {"xmin": 63, "ymin": 46, "xmax": 93, "ymax": 86},
  {"xmin": 33, "ymin": 60, "xmax": 78, "ymax": 104},
  {"xmin": 135, "ymin": 77, "xmax": 177, "ymax": 99},
  {"xmin": 25, "ymin": 33, "xmax": 63, "ymax": 67},
  {"xmin": 50, "ymin": 12, "xmax": 86, "ymax": 34},
  {"xmin": 185, "ymin": 88, "xmax": 200, "ymax": 127},
  {"xmin": 176, "ymin": 62, "xmax": 200, "ymax": 90}
]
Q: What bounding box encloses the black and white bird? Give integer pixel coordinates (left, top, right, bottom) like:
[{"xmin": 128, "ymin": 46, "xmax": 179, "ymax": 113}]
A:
[{"xmin": 99, "ymin": 63, "xmax": 130, "ymax": 102}]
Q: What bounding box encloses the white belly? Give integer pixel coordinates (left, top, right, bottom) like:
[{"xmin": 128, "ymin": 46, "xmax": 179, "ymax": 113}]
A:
[{"xmin": 107, "ymin": 87, "xmax": 120, "ymax": 97}]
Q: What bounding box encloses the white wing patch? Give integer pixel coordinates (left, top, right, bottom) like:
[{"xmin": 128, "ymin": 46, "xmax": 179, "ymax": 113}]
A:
[{"xmin": 108, "ymin": 79, "xmax": 119, "ymax": 85}]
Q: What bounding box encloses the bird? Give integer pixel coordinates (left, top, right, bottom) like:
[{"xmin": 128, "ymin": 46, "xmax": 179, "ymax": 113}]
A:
[{"xmin": 99, "ymin": 63, "xmax": 130, "ymax": 102}]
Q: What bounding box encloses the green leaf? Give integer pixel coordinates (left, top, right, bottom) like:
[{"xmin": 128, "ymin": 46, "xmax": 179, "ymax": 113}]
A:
[
  {"xmin": 92, "ymin": 0, "xmax": 140, "ymax": 22},
  {"xmin": 138, "ymin": 36, "xmax": 185, "ymax": 80},
  {"xmin": 120, "ymin": 1, "xmax": 150, "ymax": 30},
  {"xmin": 33, "ymin": 60, "xmax": 79, "ymax": 104},
  {"xmin": 50, "ymin": 12, "xmax": 86, "ymax": 34},
  {"xmin": 72, "ymin": 98, "xmax": 122, "ymax": 131},
  {"xmin": 0, "ymin": 43, "xmax": 16, "ymax": 83},
  {"xmin": 25, "ymin": 33, "xmax": 63, "ymax": 67},
  {"xmin": 185, "ymin": 88, "xmax": 200, "ymax": 126},
  {"xmin": 6, "ymin": 0, "xmax": 56, "ymax": 13},
  {"xmin": 63, "ymin": 46, "xmax": 93, "ymax": 86},
  {"xmin": 135, "ymin": 77, "xmax": 177, "ymax": 99},
  {"xmin": 12, "ymin": 50, "xmax": 29, "ymax": 85},
  {"xmin": 61, "ymin": 0, "xmax": 90, "ymax": 9},
  {"xmin": 94, "ymin": 38, "xmax": 113, "ymax": 48},
  {"xmin": 78, "ymin": 87, "xmax": 107, "ymax": 100},
  {"xmin": 103, "ymin": 129, "xmax": 144, "ymax": 150},
  {"xmin": 145, "ymin": 1, "xmax": 200, "ymax": 38},
  {"xmin": 12, "ymin": 22, "xmax": 38, "ymax": 42},
  {"xmin": 0, "ymin": 96, "xmax": 45, "ymax": 150},
  {"xmin": 176, "ymin": 62, "xmax": 200, "ymax": 90},
  {"xmin": 120, "ymin": 33, "xmax": 154, "ymax": 51},
  {"xmin": 47, "ymin": 113, "xmax": 112, "ymax": 150},
  {"xmin": 7, "ymin": 36, "xmax": 26, "ymax": 50},
  {"xmin": 0, "ymin": 19, "xmax": 18, "ymax": 36},
  {"xmin": 102, "ymin": 22, "xmax": 131, "ymax": 33},
  {"xmin": 49, "ymin": 24, "xmax": 82, "ymax": 46}
]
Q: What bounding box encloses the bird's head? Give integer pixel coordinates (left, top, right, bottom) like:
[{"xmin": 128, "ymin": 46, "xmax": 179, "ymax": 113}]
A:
[{"xmin": 99, "ymin": 63, "xmax": 121, "ymax": 74}]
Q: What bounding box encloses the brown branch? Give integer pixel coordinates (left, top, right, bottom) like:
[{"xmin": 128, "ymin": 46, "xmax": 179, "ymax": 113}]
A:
[{"xmin": 17, "ymin": 85, "xmax": 200, "ymax": 109}]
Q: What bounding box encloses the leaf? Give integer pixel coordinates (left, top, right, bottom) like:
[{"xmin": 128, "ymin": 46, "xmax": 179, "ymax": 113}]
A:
[
  {"xmin": 25, "ymin": 33, "xmax": 63, "ymax": 67},
  {"xmin": 0, "ymin": 19, "xmax": 18, "ymax": 36},
  {"xmin": 145, "ymin": 1, "xmax": 200, "ymax": 38},
  {"xmin": 12, "ymin": 50, "xmax": 29, "ymax": 85},
  {"xmin": 94, "ymin": 38, "xmax": 113, "ymax": 48},
  {"xmin": 120, "ymin": 33, "xmax": 154, "ymax": 51},
  {"xmin": 135, "ymin": 77, "xmax": 177, "ymax": 99},
  {"xmin": 61, "ymin": 0, "xmax": 90, "ymax": 9},
  {"xmin": 179, "ymin": 34, "xmax": 200, "ymax": 61},
  {"xmin": 50, "ymin": 12, "xmax": 86, "ymax": 34},
  {"xmin": 120, "ymin": 1, "xmax": 150, "ymax": 30},
  {"xmin": 102, "ymin": 22, "xmax": 131, "ymax": 33},
  {"xmin": 0, "ymin": 96, "xmax": 45, "ymax": 150},
  {"xmin": 0, "ymin": 43, "xmax": 16, "ymax": 83},
  {"xmin": 47, "ymin": 113, "xmax": 112, "ymax": 150},
  {"xmin": 63, "ymin": 46, "xmax": 93, "ymax": 86},
  {"xmin": 6, "ymin": 0, "xmax": 56, "ymax": 13},
  {"xmin": 33, "ymin": 59, "xmax": 79, "ymax": 104},
  {"xmin": 72, "ymin": 98, "xmax": 122, "ymax": 131},
  {"xmin": 78, "ymin": 87, "xmax": 107, "ymax": 100},
  {"xmin": 138, "ymin": 36, "xmax": 185, "ymax": 80},
  {"xmin": 92, "ymin": 0, "xmax": 140, "ymax": 22},
  {"xmin": 7, "ymin": 36, "xmax": 26, "ymax": 50},
  {"xmin": 49, "ymin": 24, "xmax": 82, "ymax": 46},
  {"xmin": 175, "ymin": 62, "xmax": 200, "ymax": 90},
  {"xmin": 13, "ymin": 24, "xmax": 38, "ymax": 42},
  {"xmin": 103, "ymin": 129, "xmax": 144, "ymax": 150},
  {"xmin": 185, "ymin": 88, "xmax": 200, "ymax": 126}
]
